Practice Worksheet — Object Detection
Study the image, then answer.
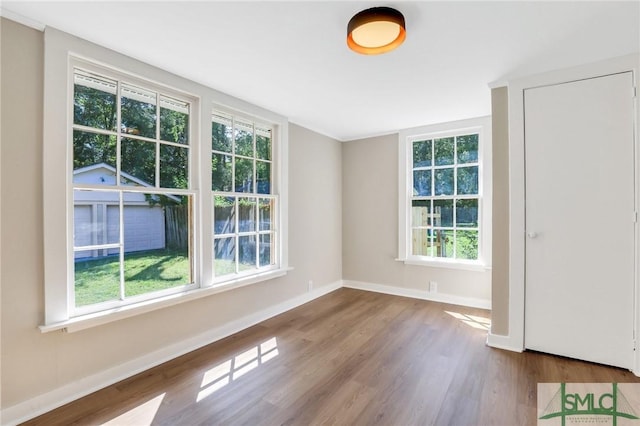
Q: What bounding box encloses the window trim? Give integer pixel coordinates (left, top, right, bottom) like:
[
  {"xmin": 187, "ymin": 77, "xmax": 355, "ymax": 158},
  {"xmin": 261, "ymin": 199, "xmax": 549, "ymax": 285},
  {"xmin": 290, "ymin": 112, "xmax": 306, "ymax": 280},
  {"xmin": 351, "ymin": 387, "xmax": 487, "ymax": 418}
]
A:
[
  {"xmin": 42, "ymin": 27, "xmax": 289, "ymax": 331},
  {"xmin": 397, "ymin": 116, "xmax": 492, "ymax": 270}
]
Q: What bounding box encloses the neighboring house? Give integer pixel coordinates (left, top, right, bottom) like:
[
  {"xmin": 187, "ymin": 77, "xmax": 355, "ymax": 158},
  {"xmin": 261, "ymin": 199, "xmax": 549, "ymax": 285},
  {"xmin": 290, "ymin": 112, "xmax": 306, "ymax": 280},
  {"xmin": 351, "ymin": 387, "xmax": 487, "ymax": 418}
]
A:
[{"xmin": 73, "ymin": 163, "xmax": 168, "ymax": 259}]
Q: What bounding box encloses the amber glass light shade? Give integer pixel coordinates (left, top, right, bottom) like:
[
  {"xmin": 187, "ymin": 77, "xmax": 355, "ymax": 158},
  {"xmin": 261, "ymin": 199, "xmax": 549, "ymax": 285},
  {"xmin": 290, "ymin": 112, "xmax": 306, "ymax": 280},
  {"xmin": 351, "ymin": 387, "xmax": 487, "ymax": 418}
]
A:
[{"xmin": 347, "ymin": 7, "xmax": 406, "ymax": 55}]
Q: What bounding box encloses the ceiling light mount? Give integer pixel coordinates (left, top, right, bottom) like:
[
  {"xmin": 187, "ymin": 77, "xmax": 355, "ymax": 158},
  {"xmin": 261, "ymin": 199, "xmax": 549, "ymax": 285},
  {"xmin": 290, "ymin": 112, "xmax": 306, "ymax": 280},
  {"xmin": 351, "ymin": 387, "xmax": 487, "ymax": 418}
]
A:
[{"xmin": 347, "ymin": 6, "xmax": 406, "ymax": 55}]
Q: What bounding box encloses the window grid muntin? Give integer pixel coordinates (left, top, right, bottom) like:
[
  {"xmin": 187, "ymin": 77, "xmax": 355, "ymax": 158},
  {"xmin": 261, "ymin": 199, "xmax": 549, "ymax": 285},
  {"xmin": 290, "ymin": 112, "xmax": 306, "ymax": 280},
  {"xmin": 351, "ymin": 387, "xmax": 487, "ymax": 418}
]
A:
[
  {"xmin": 410, "ymin": 132, "xmax": 481, "ymax": 261},
  {"xmin": 71, "ymin": 66, "xmax": 195, "ymax": 313}
]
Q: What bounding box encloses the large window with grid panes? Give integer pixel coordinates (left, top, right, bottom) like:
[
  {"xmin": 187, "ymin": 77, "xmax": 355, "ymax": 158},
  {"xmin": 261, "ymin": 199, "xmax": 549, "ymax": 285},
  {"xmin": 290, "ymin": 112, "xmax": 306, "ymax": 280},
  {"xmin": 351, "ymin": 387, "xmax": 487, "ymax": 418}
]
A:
[
  {"xmin": 399, "ymin": 117, "xmax": 490, "ymax": 267},
  {"xmin": 42, "ymin": 32, "xmax": 288, "ymax": 329},
  {"xmin": 212, "ymin": 112, "xmax": 277, "ymax": 281},
  {"xmin": 71, "ymin": 64, "xmax": 196, "ymax": 315}
]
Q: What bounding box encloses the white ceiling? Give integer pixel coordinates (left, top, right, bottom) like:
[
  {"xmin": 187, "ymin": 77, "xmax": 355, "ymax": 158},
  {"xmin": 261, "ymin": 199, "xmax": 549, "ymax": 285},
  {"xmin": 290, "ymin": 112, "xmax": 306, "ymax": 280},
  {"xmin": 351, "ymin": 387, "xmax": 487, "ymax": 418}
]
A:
[{"xmin": 2, "ymin": 1, "xmax": 639, "ymax": 141}]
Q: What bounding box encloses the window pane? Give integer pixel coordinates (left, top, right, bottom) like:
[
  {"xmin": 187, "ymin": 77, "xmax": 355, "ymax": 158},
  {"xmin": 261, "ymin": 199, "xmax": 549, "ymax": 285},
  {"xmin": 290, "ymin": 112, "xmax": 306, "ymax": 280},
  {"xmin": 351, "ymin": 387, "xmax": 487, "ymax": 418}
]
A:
[
  {"xmin": 160, "ymin": 144, "xmax": 188, "ymax": 189},
  {"xmin": 256, "ymin": 127, "xmax": 272, "ymax": 160},
  {"xmin": 160, "ymin": 96, "xmax": 189, "ymax": 144},
  {"xmin": 73, "ymin": 202, "xmax": 100, "ymax": 249},
  {"xmin": 411, "ymin": 229, "xmax": 433, "ymax": 256},
  {"xmin": 239, "ymin": 235, "xmax": 256, "ymax": 271},
  {"xmin": 413, "ymin": 170, "xmax": 432, "ymax": 196},
  {"xmin": 235, "ymin": 158, "xmax": 254, "ymax": 193},
  {"xmin": 259, "ymin": 198, "xmax": 273, "ymax": 231},
  {"xmin": 434, "ymin": 137, "xmax": 454, "ymax": 166},
  {"xmin": 212, "ymin": 154, "xmax": 233, "ymax": 192},
  {"xmin": 259, "ymin": 234, "xmax": 273, "ymax": 267},
  {"xmin": 212, "ymin": 115, "xmax": 233, "ymax": 153},
  {"xmin": 413, "ymin": 140, "xmax": 432, "ymax": 167},
  {"xmin": 162, "ymin": 194, "xmax": 192, "ymax": 250},
  {"xmin": 411, "ymin": 200, "xmax": 432, "ymax": 227},
  {"xmin": 435, "ymin": 229, "xmax": 454, "ymax": 259},
  {"xmin": 214, "ymin": 237, "xmax": 236, "ymax": 277},
  {"xmin": 235, "ymin": 120, "xmax": 254, "ymax": 157},
  {"xmin": 73, "ymin": 131, "xmax": 117, "ymax": 179},
  {"xmin": 433, "ymin": 199, "xmax": 453, "ymax": 227},
  {"xmin": 457, "ymin": 166, "xmax": 478, "ymax": 195},
  {"xmin": 457, "ymin": 134, "xmax": 478, "ymax": 164},
  {"xmin": 123, "ymin": 248, "xmax": 190, "ymax": 298},
  {"xmin": 434, "ymin": 168, "xmax": 454, "ymax": 195},
  {"xmin": 74, "ymin": 71, "xmax": 117, "ymax": 131},
  {"xmin": 121, "ymin": 84, "xmax": 157, "ymax": 139},
  {"xmin": 74, "ymin": 248, "xmax": 121, "ymax": 307},
  {"xmin": 74, "ymin": 190, "xmax": 120, "ymax": 248},
  {"xmin": 239, "ymin": 198, "xmax": 256, "ymax": 232},
  {"xmin": 214, "ymin": 196, "xmax": 235, "ymax": 234},
  {"xmin": 121, "ymin": 138, "xmax": 156, "ymax": 185},
  {"xmin": 456, "ymin": 199, "xmax": 478, "ymax": 228},
  {"xmin": 123, "ymin": 194, "xmax": 192, "ymax": 297},
  {"xmin": 456, "ymin": 230, "xmax": 479, "ymax": 260},
  {"xmin": 257, "ymin": 161, "xmax": 271, "ymax": 194}
]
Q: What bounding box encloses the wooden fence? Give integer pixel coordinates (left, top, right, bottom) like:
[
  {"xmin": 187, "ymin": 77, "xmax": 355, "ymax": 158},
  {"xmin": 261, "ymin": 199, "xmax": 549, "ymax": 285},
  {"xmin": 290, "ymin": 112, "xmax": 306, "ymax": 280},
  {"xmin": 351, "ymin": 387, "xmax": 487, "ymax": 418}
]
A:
[{"xmin": 165, "ymin": 205, "xmax": 189, "ymax": 250}]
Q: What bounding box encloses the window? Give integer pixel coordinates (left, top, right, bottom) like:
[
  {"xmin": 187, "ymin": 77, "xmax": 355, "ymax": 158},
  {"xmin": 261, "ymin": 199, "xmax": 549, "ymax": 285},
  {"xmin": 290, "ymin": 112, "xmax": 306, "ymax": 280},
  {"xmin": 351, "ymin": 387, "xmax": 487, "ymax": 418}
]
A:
[
  {"xmin": 42, "ymin": 28, "xmax": 289, "ymax": 330},
  {"xmin": 398, "ymin": 117, "xmax": 491, "ymax": 268},
  {"xmin": 71, "ymin": 65, "xmax": 195, "ymax": 315},
  {"xmin": 212, "ymin": 112, "xmax": 277, "ymax": 280}
]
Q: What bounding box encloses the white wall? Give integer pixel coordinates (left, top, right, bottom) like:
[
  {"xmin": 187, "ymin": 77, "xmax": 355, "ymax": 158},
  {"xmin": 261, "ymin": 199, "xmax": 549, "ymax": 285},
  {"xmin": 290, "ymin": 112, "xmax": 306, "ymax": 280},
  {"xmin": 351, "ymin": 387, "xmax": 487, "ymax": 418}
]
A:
[
  {"xmin": 342, "ymin": 134, "xmax": 491, "ymax": 306},
  {"xmin": 0, "ymin": 18, "xmax": 343, "ymax": 419}
]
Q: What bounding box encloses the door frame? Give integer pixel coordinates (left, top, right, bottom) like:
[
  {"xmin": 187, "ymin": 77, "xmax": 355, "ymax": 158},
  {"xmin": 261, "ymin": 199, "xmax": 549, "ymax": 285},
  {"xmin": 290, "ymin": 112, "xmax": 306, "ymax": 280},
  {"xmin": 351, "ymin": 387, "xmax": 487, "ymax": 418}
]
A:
[{"xmin": 502, "ymin": 53, "xmax": 640, "ymax": 373}]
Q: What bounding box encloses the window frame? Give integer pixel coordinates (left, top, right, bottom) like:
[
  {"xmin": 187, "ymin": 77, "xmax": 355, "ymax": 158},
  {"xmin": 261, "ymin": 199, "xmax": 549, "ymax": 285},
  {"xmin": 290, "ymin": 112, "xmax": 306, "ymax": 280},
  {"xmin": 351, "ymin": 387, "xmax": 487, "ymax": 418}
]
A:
[
  {"xmin": 397, "ymin": 116, "xmax": 492, "ymax": 271},
  {"xmin": 42, "ymin": 27, "xmax": 289, "ymax": 331}
]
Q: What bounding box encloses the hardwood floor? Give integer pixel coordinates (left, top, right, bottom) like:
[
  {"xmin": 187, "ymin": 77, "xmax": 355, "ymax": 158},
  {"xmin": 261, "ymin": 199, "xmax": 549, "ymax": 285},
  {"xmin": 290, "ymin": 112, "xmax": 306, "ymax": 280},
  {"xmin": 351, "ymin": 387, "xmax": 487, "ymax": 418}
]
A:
[{"xmin": 23, "ymin": 288, "xmax": 640, "ymax": 425}]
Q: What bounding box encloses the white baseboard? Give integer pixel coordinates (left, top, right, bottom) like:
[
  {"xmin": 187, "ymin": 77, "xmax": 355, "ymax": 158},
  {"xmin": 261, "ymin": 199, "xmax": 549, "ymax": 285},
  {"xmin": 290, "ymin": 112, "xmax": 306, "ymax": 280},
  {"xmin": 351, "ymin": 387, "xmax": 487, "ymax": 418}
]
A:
[
  {"xmin": 1, "ymin": 281, "xmax": 342, "ymax": 426},
  {"xmin": 343, "ymin": 280, "xmax": 491, "ymax": 310},
  {"xmin": 486, "ymin": 332, "xmax": 524, "ymax": 352}
]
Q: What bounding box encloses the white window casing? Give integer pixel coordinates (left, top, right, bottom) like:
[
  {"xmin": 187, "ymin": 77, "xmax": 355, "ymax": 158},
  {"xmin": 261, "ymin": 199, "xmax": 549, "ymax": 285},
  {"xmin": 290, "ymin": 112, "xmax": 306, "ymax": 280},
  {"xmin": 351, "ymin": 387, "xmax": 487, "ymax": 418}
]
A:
[{"xmin": 397, "ymin": 116, "xmax": 492, "ymax": 271}]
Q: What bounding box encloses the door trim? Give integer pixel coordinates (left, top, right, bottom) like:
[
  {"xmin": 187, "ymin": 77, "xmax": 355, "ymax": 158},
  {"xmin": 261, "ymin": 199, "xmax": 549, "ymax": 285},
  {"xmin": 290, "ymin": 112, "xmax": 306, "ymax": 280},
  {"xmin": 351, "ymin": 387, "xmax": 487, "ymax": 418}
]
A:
[{"xmin": 501, "ymin": 53, "xmax": 640, "ymax": 373}]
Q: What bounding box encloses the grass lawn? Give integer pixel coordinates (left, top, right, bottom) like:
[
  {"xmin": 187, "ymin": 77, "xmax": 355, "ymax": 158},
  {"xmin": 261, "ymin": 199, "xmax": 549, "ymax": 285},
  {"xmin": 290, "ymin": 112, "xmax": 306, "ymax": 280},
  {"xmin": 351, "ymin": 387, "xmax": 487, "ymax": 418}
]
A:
[{"xmin": 74, "ymin": 248, "xmax": 190, "ymax": 306}]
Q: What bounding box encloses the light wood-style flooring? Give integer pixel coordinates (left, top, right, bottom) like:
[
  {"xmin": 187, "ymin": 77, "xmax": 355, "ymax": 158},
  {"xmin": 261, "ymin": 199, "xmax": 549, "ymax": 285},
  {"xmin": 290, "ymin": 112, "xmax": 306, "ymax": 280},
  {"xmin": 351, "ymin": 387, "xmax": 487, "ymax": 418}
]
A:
[{"xmin": 23, "ymin": 288, "xmax": 640, "ymax": 425}]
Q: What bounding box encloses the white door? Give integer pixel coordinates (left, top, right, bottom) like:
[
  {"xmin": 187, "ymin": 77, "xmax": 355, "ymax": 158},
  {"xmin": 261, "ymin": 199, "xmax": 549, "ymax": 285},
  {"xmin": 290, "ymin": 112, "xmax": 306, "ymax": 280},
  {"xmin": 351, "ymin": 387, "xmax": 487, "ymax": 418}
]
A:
[{"xmin": 524, "ymin": 72, "xmax": 636, "ymax": 369}]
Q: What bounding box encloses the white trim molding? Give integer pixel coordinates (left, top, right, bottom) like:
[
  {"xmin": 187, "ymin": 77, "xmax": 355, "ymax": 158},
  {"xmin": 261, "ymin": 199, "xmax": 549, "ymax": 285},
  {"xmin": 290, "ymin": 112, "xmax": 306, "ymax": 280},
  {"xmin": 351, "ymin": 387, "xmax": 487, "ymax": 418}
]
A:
[
  {"xmin": 486, "ymin": 332, "xmax": 524, "ymax": 353},
  {"xmin": 1, "ymin": 280, "xmax": 342, "ymax": 426},
  {"xmin": 3, "ymin": 279, "xmax": 496, "ymax": 424},
  {"xmin": 505, "ymin": 53, "xmax": 640, "ymax": 368},
  {"xmin": 397, "ymin": 116, "xmax": 492, "ymax": 269},
  {"xmin": 343, "ymin": 280, "xmax": 491, "ymax": 310}
]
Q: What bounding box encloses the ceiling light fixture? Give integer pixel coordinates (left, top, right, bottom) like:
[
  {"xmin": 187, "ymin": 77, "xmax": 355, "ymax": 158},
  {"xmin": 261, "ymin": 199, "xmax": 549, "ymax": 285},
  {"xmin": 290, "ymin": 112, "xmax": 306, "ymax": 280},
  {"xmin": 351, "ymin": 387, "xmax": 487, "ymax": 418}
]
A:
[{"xmin": 347, "ymin": 6, "xmax": 406, "ymax": 55}]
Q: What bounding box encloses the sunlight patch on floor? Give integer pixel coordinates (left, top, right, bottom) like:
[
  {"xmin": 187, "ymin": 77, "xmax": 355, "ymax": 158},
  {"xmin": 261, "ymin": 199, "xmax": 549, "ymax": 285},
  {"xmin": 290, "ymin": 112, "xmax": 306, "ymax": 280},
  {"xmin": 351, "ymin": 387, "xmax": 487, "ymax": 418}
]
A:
[
  {"xmin": 197, "ymin": 337, "xmax": 279, "ymax": 402},
  {"xmin": 101, "ymin": 392, "xmax": 165, "ymax": 426},
  {"xmin": 445, "ymin": 311, "xmax": 491, "ymax": 330}
]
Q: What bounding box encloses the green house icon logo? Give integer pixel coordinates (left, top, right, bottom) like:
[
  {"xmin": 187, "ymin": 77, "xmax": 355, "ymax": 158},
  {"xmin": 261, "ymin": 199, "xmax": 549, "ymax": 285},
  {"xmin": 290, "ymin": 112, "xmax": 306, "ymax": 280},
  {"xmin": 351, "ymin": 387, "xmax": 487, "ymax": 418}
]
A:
[{"xmin": 539, "ymin": 383, "xmax": 639, "ymax": 425}]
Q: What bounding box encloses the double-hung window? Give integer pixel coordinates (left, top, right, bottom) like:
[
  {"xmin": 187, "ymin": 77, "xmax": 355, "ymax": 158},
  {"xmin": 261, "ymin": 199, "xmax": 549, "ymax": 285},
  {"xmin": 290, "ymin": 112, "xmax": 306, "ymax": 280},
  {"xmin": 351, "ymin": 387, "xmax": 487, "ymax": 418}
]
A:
[
  {"xmin": 398, "ymin": 117, "xmax": 491, "ymax": 268},
  {"xmin": 71, "ymin": 63, "xmax": 196, "ymax": 315},
  {"xmin": 211, "ymin": 112, "xmax": 277, "ymax": 280}
]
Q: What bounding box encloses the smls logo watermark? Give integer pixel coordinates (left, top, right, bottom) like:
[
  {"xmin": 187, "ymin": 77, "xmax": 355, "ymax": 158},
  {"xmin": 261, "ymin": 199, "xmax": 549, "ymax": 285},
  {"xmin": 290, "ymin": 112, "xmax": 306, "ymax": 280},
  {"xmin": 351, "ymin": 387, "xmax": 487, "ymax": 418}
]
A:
[{"xmin": 538, "ymin": 383, "xmax": 640, "ymax": 425}]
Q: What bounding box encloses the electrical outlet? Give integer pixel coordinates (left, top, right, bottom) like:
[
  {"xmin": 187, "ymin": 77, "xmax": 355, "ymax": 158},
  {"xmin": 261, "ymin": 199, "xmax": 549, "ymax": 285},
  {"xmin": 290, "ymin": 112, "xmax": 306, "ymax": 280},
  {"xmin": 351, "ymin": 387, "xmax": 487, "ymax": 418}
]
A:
[
  {"xmin": 308, "ymin": 280, "xmax": 313, "ymax": 291},
  {"xmin": 429, "ymin": 281, "xmax": 438, "ymax": 293}
]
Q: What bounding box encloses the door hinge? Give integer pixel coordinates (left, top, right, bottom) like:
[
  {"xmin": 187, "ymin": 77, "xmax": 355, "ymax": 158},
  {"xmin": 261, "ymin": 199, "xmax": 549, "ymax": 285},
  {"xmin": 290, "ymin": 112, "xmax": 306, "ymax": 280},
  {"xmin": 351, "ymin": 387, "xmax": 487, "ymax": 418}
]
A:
[
  {"xmin": 635, "ymin": 211, "xmax": 638, "ymax": 223},
  {"xmin": 634, "ymin": 86, "xmax": 638, "ymax": 98}
]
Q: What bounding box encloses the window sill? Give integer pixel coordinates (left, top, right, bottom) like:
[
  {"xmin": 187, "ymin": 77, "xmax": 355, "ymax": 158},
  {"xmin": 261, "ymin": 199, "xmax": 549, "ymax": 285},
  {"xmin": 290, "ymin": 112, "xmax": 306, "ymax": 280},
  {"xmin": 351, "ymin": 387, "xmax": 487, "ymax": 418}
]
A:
[
  {"xmin": 39, "ymin": 267, "xmax": 292, "ymax": 333},
  {"xmin": 396, "ymin": 258, "xmax": 490, "ymax": 272}
]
